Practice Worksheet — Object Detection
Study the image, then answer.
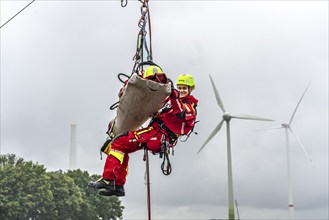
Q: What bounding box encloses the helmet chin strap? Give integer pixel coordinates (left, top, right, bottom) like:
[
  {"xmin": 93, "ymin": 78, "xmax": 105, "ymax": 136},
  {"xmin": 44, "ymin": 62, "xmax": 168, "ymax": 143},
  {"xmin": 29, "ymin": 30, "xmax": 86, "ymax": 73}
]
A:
[{"xmin": 188, "ymin": 87, "xmax": 192, "ymax": 95}]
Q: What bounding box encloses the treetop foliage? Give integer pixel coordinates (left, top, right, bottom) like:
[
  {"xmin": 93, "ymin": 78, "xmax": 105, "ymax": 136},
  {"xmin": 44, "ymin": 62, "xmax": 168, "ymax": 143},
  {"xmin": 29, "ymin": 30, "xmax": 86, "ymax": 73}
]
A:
[{"xmin": 0, "ymin": 154, "xmax": 124, "ymax": 220}]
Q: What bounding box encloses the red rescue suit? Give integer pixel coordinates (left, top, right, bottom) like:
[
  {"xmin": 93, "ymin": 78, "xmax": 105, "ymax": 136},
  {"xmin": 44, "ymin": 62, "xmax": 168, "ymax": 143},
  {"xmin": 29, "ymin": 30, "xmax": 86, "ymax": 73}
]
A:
[{"xmin": 102, "ymin": 93, "xmax": 198, "ymax": 186}]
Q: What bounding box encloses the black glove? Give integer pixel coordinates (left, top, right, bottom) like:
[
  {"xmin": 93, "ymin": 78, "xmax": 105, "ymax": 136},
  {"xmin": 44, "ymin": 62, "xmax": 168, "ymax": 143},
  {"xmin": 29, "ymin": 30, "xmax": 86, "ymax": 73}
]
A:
[
  {"xmin": 167, "ymin": 78, "xmax": 179, "ymax": 98},
  {"xmin": 167, "ymin": 78, "xmax": 175, "ymax": 90},
  {"xmin": 170, "ymin": 89, "xmax": 179, "ymax": 99}
]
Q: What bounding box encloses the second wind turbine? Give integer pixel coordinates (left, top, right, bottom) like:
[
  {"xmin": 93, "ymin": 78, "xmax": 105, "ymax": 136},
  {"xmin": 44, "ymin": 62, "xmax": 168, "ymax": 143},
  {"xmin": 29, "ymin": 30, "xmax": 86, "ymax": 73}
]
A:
[
  {"xmin": 198, "ymin": 75, "xmax": 274, "ymax": 220},
  {"xmin": 261, "ymin": 82, "xmax": 312, "ymax": 219}
]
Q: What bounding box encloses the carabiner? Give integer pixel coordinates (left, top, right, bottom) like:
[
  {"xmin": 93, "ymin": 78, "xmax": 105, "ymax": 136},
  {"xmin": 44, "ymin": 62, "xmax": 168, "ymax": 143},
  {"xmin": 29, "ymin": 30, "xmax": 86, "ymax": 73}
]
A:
[{"xmin": 121, "ymin": 0, "xmax": 127, "ymax": 7}]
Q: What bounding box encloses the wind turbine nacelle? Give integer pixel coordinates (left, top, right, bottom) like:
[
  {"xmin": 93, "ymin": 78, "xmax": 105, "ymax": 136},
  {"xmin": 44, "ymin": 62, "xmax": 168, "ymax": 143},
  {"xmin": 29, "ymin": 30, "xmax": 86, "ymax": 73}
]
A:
[
  {"xmin": 223, "ymin": 112, "xmax": 231, "ymax": 121},
  {"xmin": 281, "ymin": 123, "xmax": 289, "ymax": 128}
]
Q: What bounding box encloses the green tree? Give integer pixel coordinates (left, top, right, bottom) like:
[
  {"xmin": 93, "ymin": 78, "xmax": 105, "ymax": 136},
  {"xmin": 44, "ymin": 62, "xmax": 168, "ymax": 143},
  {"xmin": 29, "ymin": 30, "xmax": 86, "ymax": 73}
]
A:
[
  {"xmin": 47, "ymin": 170, "xmax": 85, "ymax": 219},
  {"xmin": 0, "ymin": 154, "xmax": 124, "ymax": 220},
  {"xmin": 66, "ymin": 170, "xmax": 124, "ymax": 220},
  {"xmin": 0, "ymin": 154, "xmax": 54, "ymax": 219}
]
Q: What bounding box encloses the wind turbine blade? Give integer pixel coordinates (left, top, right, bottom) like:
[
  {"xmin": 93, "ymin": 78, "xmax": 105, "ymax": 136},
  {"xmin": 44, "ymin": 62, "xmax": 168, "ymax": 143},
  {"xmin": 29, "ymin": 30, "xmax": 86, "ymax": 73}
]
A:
[
  {"xmin": 209, "ymin": 75, "xmax": 226, "ymax": 112},
  {"xmin": 253, "ymin": 126, "xmax": 284, "ymax": 132},
  {"xmin": 231, "ymin": 114, "xmax": 274, "ymax": 121},
  {"xmin": 197, "ymin": 119, "xmax": 225, "ymax": 154},
  {"xmin": 289, "ymin": 82, "xmax": 311, "ymax": 126},
  {"xmin": 288, "ymin": 127, "xmax": 312, "ymax": 162}
]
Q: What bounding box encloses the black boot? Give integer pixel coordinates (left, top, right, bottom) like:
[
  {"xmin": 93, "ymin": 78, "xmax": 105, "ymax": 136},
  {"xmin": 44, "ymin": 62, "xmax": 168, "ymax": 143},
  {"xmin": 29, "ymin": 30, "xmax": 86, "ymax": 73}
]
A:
[
  {"xmin": 98, "ymin": 185, "xmax": 125, "ymax": 197},
  {"xmin": 88, "ymin": 178, "xmax": 115, "ymax": 190}
]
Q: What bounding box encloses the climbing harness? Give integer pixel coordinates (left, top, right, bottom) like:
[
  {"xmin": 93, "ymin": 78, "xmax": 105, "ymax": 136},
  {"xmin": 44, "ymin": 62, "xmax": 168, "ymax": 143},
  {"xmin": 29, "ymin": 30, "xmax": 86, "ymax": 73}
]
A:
[
  {"xmin": 152, "ymin": 118, "xmax": 178, "ymax": 144},
  {"xmin": 148, "ymin": 118, "xmax": 177, "ymax": 175}
]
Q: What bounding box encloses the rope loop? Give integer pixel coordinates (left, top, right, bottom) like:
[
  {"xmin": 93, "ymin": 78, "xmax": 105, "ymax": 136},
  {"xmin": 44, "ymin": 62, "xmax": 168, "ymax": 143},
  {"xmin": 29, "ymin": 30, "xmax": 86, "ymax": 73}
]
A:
[
  {"xmin": 110, "ymin": 101, "xmax": 119, "ymax": 110},
  {"xmin": 161, "ymin": 153, "xmax": 172, "ymax": 176},
  {"xmin": 118, "ymin": 73, "xmax": 130, "ymax": 83}
]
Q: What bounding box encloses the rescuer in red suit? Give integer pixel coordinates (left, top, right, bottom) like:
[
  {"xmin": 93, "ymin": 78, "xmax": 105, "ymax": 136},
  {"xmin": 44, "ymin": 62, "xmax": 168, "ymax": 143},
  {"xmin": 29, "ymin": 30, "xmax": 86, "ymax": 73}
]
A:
[{"xmin": 88, "ymin": 72, "xmax": 198, "ymax": 197}]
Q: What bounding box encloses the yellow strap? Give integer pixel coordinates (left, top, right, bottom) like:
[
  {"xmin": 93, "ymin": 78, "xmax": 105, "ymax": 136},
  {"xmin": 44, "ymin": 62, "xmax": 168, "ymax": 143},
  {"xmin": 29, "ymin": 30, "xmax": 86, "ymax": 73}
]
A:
[
  {"xmin": 103, "ymin": 144, "xmax": 111, "ymax": 155},
  {"xmin": 134, "ymin": 126, "xmax": 153, "ymax": 136},
  {"xmin": 134, "ymin": 126, "xmax": 154, "ymax": 141},
  {"xmin": 109, "ymin": 150, "xmax": 125, "ymax": 164}
]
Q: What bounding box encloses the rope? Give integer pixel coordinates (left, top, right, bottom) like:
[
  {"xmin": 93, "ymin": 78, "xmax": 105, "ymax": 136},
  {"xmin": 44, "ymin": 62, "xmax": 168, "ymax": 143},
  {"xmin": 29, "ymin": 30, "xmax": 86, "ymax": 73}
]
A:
[
  {"xmin": 110, "ymin": 101, "xmax": 119, "ymax": 110},
  {"xmin": 146, "ymin": 3, "xmax": 153, "ymax": 60},
  {"xmin": 110, "ymin": 0, "xmax": 154, "ymax": 109},
  {"xmin": 117, "ymin": 73, "xmax": 130, "ymax": 83},
  {"xmin": 143, "ymin": 148, "xmax": 152, "ymax": 220},
  {"xmin": 0, "ymin": 0, "xmax": 36, "ymax": 29},
  {"xmin": 130, "ymin": 0, "xmax": 153, "ymax": 75}
]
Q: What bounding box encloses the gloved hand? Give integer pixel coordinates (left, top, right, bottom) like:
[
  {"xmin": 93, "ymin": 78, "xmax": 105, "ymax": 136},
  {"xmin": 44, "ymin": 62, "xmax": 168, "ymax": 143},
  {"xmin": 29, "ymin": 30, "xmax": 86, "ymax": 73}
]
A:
[
  {"xmin": 167, "ymin": 78, "xmax": 179, "ymax": 98},
  {"xmin": 170, "ymin": 89, "xmax": 179, "ymax": 99}
]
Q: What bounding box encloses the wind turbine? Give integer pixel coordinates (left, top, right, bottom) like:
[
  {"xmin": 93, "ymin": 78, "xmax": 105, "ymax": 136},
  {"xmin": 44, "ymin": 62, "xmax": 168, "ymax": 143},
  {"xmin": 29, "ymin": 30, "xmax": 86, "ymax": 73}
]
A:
[
  {"xmin": 197, "ymin": 75, "xmax": 274, "ymax": 220},
  {"xmin": 263, "ymin": 83, "xmax": 312, "ymax": 219}
]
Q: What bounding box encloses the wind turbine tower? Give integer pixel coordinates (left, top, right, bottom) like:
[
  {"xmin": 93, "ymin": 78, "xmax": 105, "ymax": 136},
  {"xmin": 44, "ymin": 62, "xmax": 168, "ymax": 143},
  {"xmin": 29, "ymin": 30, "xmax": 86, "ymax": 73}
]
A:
[
  {"xmin": 69, "ymin": 123, "xmax": 77, "ymax": 170},
  {"xmin": 265, "ymin": 83, "xmax": 312, "ymax": 219},
  {"xmin": 198, "ymin": 75, "xmax": 274, "ymax": 220}
]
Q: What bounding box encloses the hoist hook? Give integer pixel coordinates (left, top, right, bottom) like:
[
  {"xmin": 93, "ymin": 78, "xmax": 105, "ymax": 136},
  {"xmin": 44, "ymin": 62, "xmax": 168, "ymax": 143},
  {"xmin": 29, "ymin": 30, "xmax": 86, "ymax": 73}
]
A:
[{"xmin": 121, "ymin": 0, "xmax": 128, "ymax": 7}]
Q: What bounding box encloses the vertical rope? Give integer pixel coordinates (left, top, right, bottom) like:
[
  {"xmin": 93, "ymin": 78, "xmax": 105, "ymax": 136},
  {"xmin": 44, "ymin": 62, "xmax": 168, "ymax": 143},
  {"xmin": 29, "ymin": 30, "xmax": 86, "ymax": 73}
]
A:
[{"xmin": 144, "ymin": 149, "xmax": 152, "ymax": 220}]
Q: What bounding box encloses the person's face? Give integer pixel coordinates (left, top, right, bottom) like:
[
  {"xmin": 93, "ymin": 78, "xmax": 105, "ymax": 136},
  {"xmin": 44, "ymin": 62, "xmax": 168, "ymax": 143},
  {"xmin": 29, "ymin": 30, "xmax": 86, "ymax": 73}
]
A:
[{"xmin": 177, "ymin": 84, "xmax": 190, "ymax": 98}]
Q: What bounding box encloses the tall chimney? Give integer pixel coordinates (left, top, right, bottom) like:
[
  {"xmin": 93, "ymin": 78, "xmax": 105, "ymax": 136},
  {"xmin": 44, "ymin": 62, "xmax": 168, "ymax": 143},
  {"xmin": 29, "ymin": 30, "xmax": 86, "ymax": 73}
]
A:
[{"xmin": 69, "ymin": 123, "xmax": 77, "ymax": 170}]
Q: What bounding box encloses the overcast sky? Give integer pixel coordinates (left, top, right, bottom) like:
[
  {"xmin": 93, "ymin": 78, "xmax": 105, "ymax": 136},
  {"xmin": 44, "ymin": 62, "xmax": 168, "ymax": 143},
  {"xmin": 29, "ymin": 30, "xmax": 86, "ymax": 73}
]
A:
[{"xmin": 1, "ymin": 1, "xmax": 328, "ymax": 219}]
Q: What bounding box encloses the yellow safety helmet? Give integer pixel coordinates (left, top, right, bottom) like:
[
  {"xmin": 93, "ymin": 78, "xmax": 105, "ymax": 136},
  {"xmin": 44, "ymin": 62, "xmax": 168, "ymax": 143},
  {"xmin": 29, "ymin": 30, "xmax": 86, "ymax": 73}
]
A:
[
  {"xmin": 176, "ymin": 74, "xmax": 195, "ymax": 89},
  {"xmin": 144, "ymin": 65, "xmax": 163, "ymax": 78}
]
